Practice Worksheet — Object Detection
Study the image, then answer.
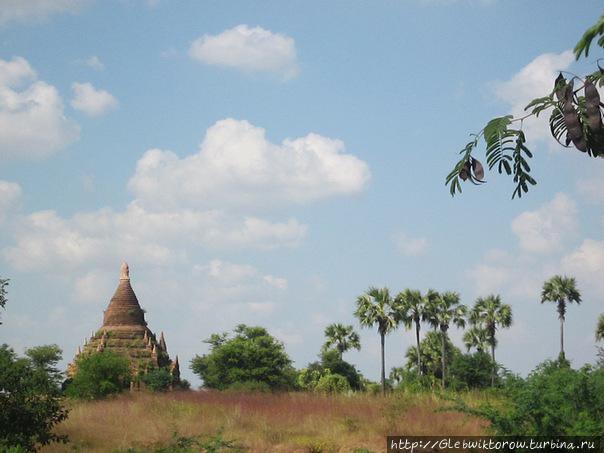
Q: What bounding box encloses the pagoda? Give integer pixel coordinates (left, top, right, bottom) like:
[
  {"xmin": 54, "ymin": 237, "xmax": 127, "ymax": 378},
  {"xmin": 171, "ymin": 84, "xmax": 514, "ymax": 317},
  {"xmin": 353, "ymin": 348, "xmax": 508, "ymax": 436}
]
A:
[{"xmin": 68, "ymin": 262, "xmax": 180, "ymax": 388}]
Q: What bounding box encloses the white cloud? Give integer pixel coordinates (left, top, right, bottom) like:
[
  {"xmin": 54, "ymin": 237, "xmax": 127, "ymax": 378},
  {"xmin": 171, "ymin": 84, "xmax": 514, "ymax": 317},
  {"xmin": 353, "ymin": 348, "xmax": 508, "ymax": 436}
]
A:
[
  {"xmin": 129, "ymin": 118, "xmax": 370, "ymax": 210},
  {"xmin": 72, "ymin": 269, "xmax": 113, "ymax": 304},
  {"xmin": 263, "ymin": 275, "xmax": 288, "ymax": 290},
  {"xmin": 71, "ymin": 82, "xmax": 118, "ymax": 116},
  {"xmin": 85, "ymin": 56, "xmax": 104, "ymax": 71},
  {"xmin": 561, "ymin": 239, "xmax": 604, "ymax": 292},
  {"xmin": 511, "ymin": 193, "xmax": 577, "ymax": 253},
  {"xmin": 392, "ymin": 231, "xmax": 428, "ymax": 256},
  {"xmin": 0, "ymin": 0, "xmax": 85, "ymax": 24},
  {"xmin": 4, "ymin": 203, "xmax": 306, "ymax": 272},
  {"xmin": 493, "ymin": 50, "xmax": 574, "ymax": 145},
  {"xmin": 0, "ymin": 180, "xmax": 22, "ymax": 222},
  {"xmin": 0, "ymin": 57, "xmax": 79, "ymax": 159},
  {"xmin": 189, "ymin": 25, "xmax": 299, "ymax": 79}
]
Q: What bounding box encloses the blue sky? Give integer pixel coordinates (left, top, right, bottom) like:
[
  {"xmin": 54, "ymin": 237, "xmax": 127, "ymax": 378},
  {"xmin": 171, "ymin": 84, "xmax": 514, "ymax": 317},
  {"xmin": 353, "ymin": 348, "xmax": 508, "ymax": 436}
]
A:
[{"xmin": 1, "ymin": 0, "xmax": 603, "ymax": 385}]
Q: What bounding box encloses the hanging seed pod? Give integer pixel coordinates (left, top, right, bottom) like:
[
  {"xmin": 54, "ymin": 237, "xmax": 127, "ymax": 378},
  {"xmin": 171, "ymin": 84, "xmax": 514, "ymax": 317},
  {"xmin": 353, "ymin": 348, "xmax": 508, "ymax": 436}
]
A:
[
  {"xmin": 561, "ymin": 82, "xmax": 587, "ymax": 152},
  {"xmin": 471, "ymin": 158, "xmax": 485, "ymax": 182},
  {"xmin": 459, "ymin": 161, "xmax": 471, "ymax": 181},
  {"xmin": 584, "ymin": 79, "xmax": 602, "ymax": 132},
  {"xmin": 554, "ymin": 73, "xmax": 567, "ymax": 102}
]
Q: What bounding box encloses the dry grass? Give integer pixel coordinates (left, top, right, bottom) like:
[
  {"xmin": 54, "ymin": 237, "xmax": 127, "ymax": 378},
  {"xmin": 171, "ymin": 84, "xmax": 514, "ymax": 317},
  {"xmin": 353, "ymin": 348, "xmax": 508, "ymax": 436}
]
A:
[{"xmin": 40, "ymin": 391, "xmax": 490, "ymax": 452}]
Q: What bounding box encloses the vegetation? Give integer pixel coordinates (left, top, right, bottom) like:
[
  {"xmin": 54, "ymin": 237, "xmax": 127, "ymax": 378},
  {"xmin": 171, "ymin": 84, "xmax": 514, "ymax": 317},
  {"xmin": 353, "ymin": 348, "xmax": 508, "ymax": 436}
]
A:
[
  {"xmin": 393, "ymin": 289, "xmax": 425, "ymax": 376},
  {"xmin": 446, "ymin": 15, "xmax": 604, "ymax": 198},
  {"xmin": 355, "ymin": 287, "xmax": 398, "ymax": 395},
  {"xmin": 190, "ymin": 324, "xmax": 297, "ymax": 391},
  {"xmin": 455, "ymin": 360, "xmax": 604, "ymax": 436},
  {"xmin": 0, "ymin": 344, "xmax": 68, "ymax": 451},
  {"xmin": 298, "ymin": 348, "xmax": 364, "ymax": 392},
  {"xmin": 322, "ymin": 323, "xmax": 360, "ymax": 359},
  {"xmin": 467, "ymin": 295, "xmax": 512, "ymax": 386},
  {"xmin": 66, "ymin": 351, "xmax": 131, "ymax": 400},
  {"xmin": 0, "ymin": 277, "xmax": 8, "ymax": 325},
  {"xmin": 424, "ymin": 291, "xmax": 467, "ymax": 388},
  {"xmin": 598, "ymin": 313, "xmax": 604, "ymax": 342},
  {"xmin": 541, "ymin": 275, "xmax": 582, "ymax": 360}
]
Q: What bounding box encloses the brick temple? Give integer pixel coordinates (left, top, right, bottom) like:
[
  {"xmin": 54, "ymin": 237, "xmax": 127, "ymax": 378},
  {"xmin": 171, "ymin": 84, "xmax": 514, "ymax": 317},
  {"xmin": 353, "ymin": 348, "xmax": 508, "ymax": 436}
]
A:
[{"xmin": 68, "ymin": 262, "xmax": 180, "ymax": 388}]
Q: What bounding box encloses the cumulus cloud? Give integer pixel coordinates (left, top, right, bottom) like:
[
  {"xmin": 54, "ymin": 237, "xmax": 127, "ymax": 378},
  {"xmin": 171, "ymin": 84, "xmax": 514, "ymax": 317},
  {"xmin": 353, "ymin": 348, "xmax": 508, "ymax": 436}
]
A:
[
  {"xmin": 493, "ymin": 50, "xmax": 574, "ymax": 145},
  {"xmin": 0, "ymin": 180, "xmax": 22, "ymax": 223},
  {"xmin": 0, "ymin": 0, "xmax": 85, "ymax": 24},
  {"xmin": 71, "ymin": 82, "xmax": 118, "ymax": 116},
  {"xmin": 189, "ymin": 25, "xmax": 299, "ymax": 79},
  {"xmin": 0, "ymin": 57, "xmax": 79, "ymax": 159},
  {"xmin": 392, "ymin": 230, "xmax": 428, "ymax": 256},
  {"xmin": 511, "ymin": 193, "xmax": 577, "ymax": 253},
  {"xmin": 4, "ymin": 203, "xmax": 306, "ymax": 272},
  {"xmin": 561, "ymin": 239, "xmax": 604, "ymax": 292},
  {"xmin": 129, "ymin": 118, "xmax": 370, "ymax": 210}
]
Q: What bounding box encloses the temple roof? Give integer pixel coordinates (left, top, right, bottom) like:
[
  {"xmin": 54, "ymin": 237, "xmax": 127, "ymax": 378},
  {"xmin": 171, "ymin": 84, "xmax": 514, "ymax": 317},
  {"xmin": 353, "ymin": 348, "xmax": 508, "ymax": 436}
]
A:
[{"xmin": 102, "ymin": 262, "xmax": 147, "ymax": 328}]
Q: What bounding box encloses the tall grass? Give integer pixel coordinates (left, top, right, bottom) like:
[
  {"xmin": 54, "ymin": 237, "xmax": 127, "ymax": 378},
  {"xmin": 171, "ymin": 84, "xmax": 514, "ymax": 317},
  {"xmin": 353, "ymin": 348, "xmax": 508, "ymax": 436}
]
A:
[{"xmin": 41, "ymin": 391, "xmax": 489, "ymax": 452}]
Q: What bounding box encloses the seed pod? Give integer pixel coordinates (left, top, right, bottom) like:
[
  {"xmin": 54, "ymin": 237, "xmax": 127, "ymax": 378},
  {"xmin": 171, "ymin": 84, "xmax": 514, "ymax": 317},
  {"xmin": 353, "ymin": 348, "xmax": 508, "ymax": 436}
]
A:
[
  {"xmin": 554, "ymin": 73, "xmax": 567, "ymax": 102},
  {"xmin": 584, "ymin": 79, "xmax": 602, "ymax": 132},
  {"xmin": 561, "ymin": 83, "xmax": 587, "ymax": 152},
  {"xmin": 471, "ymin": 158, "xmax": 485, "ymax": 182},
  {"xmin": 459, "ymin": 161, "xmax": 471, "ymax": 181}
]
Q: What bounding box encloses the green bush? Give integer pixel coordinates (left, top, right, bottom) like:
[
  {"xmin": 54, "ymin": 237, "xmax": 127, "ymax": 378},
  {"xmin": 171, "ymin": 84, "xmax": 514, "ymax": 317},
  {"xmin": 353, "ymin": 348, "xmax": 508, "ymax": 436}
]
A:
[
  {"xmin": 457, "ymin": 360, "xmax": 604, "ymax": 436},
  {"xmin": 227, "ymin": 380, "xmax": 272, "ymax": 392},
  {"xmin": 190, "ymin": 324, "xmax": 297, "ymax": 391},
  {"xmin": 0, "ymin": 344, "xmax": 68, "ymax": 451},
  {"xmin": 141, "ymin": 368, "xmax": 173, "ymax": 392},
  {"xmin": 449, "ymin": 351, "xmax": 496, "ymax": 390},
  {"xmin": 66, "ymin": 351, "xmax": 131, "ymax": 399},
  {"xmin": 315, "ymin": 372, "xmax": 351, "ymax": 394}
]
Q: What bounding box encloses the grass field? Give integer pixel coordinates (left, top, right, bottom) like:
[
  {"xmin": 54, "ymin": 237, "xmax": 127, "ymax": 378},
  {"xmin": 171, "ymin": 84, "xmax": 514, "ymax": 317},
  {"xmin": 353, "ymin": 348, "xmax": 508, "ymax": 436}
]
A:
[{"xmin": 40, "ymin": 390, "xmax": 492, "ymax": 452}]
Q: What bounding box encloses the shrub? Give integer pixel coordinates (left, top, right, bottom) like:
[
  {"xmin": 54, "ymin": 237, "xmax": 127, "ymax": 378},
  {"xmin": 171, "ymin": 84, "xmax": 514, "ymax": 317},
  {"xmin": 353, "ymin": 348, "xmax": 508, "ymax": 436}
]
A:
[
  {"xmin": 315, "ymin": 372, "xmax": 351, "ymax": 394},
  {"xmin": 141, "ymin": 368, "xmax": 173, "ymax": 392},
  {"xmin": 66, "ymin": 351, "xmax": 131, "ymax": 399},
  {"xmin": 456, "ymin": 360, "xmax": 604, "ymax": 436},
  {"xmin": 449, "ymin": 351, "xmax": 495, "ymax": 390},
  {"xmin": 227, "ymin": 380, "xmax": 272, "ymax": 392},
  {"xmin": 190, "ymin": 324, "xmax": 297, "ymax": 391},
  {"xmin": 0, "ymin": 344, "xmax": 68, "ymax": 451}
]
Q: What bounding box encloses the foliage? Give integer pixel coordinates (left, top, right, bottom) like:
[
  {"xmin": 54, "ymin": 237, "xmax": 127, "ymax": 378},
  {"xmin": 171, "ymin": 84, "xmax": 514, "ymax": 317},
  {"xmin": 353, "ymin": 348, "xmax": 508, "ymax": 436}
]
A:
[
  {"xmin": 405, "ymin": 330, "xmax": 459, "ymax": 379},
  {"xmin": 448, "ymin": 351, "xmax": 496, "ymax": 390},
  {"xmin": 541, "ymin": 275, "xmax": 581, "ymax": 359},
  {"xmin": 66, "ymin": 351, "xmax": 131, "ymax": 399},
  {"xmin": 390, "ymin": 367, "xmax": 437, "ymax": 392},
  {"xmin": 455, "ymin": 360, "xmax": 604, "ymax": 436},
  {"xmin": 315, "ymin": 371, "xmax": 351, "ymax": 394},
  {"xmin": 446, "ymin": 14, "xmax": 604, "ymax": 199},
  {"xmin": 118, "ymin": 430, "xmax": 244, "ymax": 453},
  {"xmin": 0, "ymin": 344, "xmax": 68, "ymax": 451},
  {"xmin": 393, "ymin": 289, "xmax": 425, "ymax": 375},
  {"xmin": 190, "ymin": 324, "xmax": 296, "ymax": 391},
  {"xmin": 595, "ymin": 313, "xmax": 604, "ymax": 342},
  {"xmin": 298, "ymin": 349, "xmax": 363, "ymax": 391},
  {"xmin": 322, "ymin": 323, "xmax": 360, "ymax": 359},
  {"xmin": 0, "ymin": 277, "xmax": 8, "ymax": 325},
  {"xmin": 24, "ymin": 344, "xmax": 63, "ymax": 387},
  {"xmin": 355, "ymin": 287, "xmax": 398, "ymax": 394},
  {"xmin": 141, "ymin": 368, "xmax": 173, "ymax": 392}
]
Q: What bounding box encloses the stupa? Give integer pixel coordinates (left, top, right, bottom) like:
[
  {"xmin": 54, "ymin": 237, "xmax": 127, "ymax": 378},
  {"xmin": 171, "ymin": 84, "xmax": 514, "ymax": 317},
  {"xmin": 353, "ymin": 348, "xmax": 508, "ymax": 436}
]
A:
[{"xmin": 68, "ymin": 262, "xmax": 180, "ymax": 388}]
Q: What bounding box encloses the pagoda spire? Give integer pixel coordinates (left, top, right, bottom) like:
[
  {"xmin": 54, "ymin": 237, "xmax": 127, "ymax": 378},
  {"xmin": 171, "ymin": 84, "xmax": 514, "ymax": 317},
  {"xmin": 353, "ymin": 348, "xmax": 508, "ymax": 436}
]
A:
[{"xmin": 159, "ymin": 332, "xmax": 167, "ymax": 352}]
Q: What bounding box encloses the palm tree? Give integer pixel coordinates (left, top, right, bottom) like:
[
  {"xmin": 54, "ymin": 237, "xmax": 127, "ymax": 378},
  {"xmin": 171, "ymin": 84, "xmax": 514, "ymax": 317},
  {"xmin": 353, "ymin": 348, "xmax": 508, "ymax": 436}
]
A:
[
  {"xmin": 541, "ymin": 275, "xmax": 581, "ymax": 360},
  {"xmin": 462, "ymin": 325, "xmax": 489, "ymax": 353},
  {"xmin": 355, "ymin": 287, "xmax": 397, "ymax": 395},
  {"xmin": 394, "ymin": 289, "xmax": 424, "ymax": 375},
  {"xmin": 596, "ymin": 314, "xmax": 604, "ymax": 342},
  {"xmin": 468, "ymin": 295, "xmax": 512, "ymax": 386},
  {"xmin": 323, "ymin": 323, "xmax": 361, "ymax": 359},
  {"xmin": 426, "ymin": 291, "xmax": 466, "ymax": 388},
  {"xmin": 423, "ymin": 289, "xmax": 441, "ymax": 332}
]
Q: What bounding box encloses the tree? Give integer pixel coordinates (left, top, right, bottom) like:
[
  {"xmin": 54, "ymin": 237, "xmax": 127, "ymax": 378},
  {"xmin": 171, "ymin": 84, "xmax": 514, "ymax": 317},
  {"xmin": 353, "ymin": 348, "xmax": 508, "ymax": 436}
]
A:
[
  {"xmin": 140, "ymin": 368, "xmax": 173, "ymax": 392},
  {"xmin": 424, "ymin": 291, "xmax": 466, "ymax": 388},
  {"xmin": 0, "ymin": 344, "xmax": 68, "ymax": 451},
  {"xmin": 468, "ymin": 295, "xmax": 512, "ymax": 386},
  {"xmin": 190, "ymin": 324, "xmax": 296, "ymax": 391},
  {"xmin": 24, "ymin": 344, "xmax": 63, "ymax": 388},
  {"xmin": 394, "ymin": 289, "xmax": 425, "ymax": 376},
  {"xmin": 541, "ymin": 275, "xmax": 581, "ymax": 360},
  {"xmin": 446, "ymin": 14, "xmax": 604, "ymax": 199},
  {"xmin": 0, "ymin": 277, "xmax": 8, "ymax": 325},
  {"xmin": 462, "ymin": 325, "xmax": 489, "ymax": 353},
  {"xmin": 449, "ymin": 351, "xmax": 495, "ymax": 390},
  {"xmin": 405, "ymin": 330, "xmax": 459, "ymax": 381},
  {"xmin": 354, "ymin": 287, "xmax": 398, "ymax": 395},
  {"xmin": 323, "ymin": 323, "xmax": 361, "ymax": 359},
  {"xmin": 596, "ymin": 313, "xmax": 604, "ymax": 342},
  {"xmin": 66, "ymin": 351, "xmax": 131, "ymax": 399}
]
